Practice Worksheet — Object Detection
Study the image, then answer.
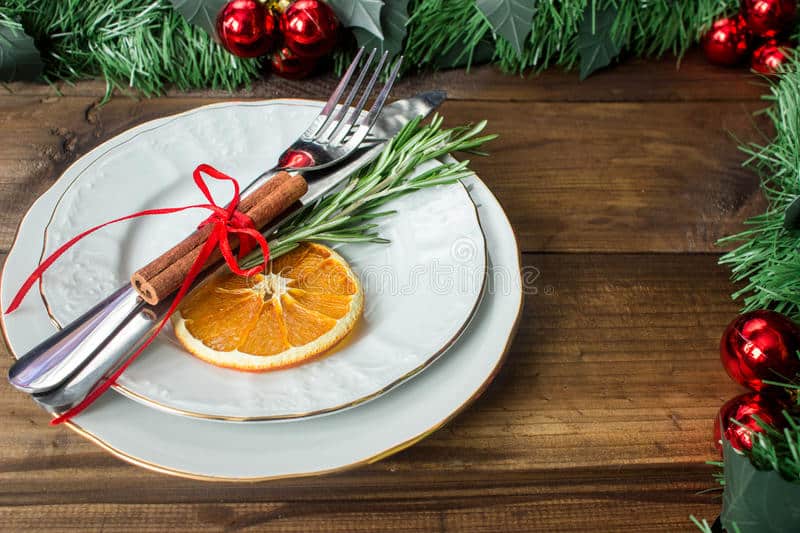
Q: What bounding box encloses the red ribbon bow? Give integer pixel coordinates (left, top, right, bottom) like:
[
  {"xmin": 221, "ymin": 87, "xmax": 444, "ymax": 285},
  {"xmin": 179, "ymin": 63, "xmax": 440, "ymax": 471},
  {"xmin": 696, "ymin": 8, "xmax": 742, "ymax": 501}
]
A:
[{"xmin": 6, "ymin": 164, "xmax": 269, "ymax": 425}]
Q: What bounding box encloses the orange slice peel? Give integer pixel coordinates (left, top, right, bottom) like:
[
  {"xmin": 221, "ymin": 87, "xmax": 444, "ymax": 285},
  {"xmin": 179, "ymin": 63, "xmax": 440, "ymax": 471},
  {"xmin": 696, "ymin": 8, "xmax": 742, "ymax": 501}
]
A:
[{"xmin": 172, "ymin": 242, "xmax": 363, "ymax": 371}]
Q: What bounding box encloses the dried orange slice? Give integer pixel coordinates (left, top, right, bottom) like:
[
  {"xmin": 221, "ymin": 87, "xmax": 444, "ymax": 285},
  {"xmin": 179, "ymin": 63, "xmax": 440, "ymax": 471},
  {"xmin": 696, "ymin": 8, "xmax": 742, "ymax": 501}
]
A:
[{"xmin": 172, "ymin": 242, "xmax": 363, "ymax": 371}]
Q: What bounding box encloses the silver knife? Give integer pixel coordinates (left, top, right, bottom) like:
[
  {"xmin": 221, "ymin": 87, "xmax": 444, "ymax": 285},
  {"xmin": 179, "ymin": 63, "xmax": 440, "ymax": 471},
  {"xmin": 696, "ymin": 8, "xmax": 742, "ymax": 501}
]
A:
[{"xmin": 10, "ymin": 91, "xmax": 446, "ymax": 411}]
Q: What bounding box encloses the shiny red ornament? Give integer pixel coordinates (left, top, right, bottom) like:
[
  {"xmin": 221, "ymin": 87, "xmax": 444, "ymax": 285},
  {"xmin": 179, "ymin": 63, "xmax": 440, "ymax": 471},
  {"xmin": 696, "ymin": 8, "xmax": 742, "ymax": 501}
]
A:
[
  {"xmin": 713, "ymin": 392, "xmax": 787, "ymax": 451},
  {"xmin": 751, "ymin": 40, "xmax": 791, "ymax": 74},
  {"xmin": 217, "ymin": 0, "xmax": 278, "ymax": 58},
  {"xmin": 280, "ymin": 0, "xmax": 339, "ymax": 58},
  {"xmin": 741, "ymin": 0, "xmax": 797, "ymax": 38},
  {"xmin": 720, "ymin": 310, "xmax": 800, "ymax": 391},
  {"xmin": 703, "ymin": 15, "xmax": 751, "ymax": 66},
  {"xmin": 270, "ymin": 46, "xmax": 317, "ymax": 79}
]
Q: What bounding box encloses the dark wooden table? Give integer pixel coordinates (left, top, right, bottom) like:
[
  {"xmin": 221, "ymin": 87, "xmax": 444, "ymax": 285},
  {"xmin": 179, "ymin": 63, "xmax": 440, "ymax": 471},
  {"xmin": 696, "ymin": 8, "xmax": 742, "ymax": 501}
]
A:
[{"xmin": 0, "ymin": 50, "xmax": 767, "ymax": 531}]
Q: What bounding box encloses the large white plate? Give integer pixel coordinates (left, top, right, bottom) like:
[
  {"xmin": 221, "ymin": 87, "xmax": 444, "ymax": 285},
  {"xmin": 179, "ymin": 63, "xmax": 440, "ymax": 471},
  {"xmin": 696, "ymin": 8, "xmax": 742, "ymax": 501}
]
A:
[
  {"xmin": 30, "ymin": 100, "xmax": 486, "ymax": 421},
  {"xmin": 2, "ymin": 153, "xmax": 521, "ymax": 480}
]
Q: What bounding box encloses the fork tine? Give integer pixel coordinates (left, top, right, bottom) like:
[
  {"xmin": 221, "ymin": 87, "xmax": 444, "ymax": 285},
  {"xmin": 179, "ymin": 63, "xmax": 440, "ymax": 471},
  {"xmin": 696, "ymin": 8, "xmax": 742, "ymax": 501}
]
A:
[
  {"xmin": 327, "ymin": 51, "xmax": 389, "ymax": 145},
  {"xmin": 318, "ymin": 48, "xmax": 377, "ymax": 141},
  {"xmin": 303, "ymin": 47, "xmax": 365, "ymax": 138},
  {"xmin": 361, "ymin": 56, "xmax": 403, "ymax": 129}
]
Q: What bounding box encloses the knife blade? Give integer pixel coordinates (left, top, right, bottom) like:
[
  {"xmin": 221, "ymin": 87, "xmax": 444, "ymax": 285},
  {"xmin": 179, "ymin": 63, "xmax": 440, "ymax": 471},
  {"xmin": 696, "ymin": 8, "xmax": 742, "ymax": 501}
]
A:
[{"xmin": 10, "ymin": 91, "xmax": 447, "ymax": 412}]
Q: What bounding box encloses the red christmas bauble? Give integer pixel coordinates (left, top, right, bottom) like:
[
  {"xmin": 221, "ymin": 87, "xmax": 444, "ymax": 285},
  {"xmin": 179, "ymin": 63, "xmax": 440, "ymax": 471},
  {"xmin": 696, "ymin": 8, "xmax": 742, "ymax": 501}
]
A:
[
  {"xmin": 720, "ymin": 310, "xmax": 800, "ymax": 390},
  {"xmin": 217, "ymin": 0, "xmax": 278, "ymax": 58},
  {"xmin": 742, "ymin": 0, "xmax": 797, "ymax": 38},
  {"xmin": 703, "ymin": 15, "xmax": 751, "ymax": 66},
  {"xmin": 280, "ymin": 0, "xmax": 339, "ymax": 58},
  {"xmin": 714, "ymin": 392, "xmax": 787, "ymax": 451},
  {"xmin": 751, "ymin": 40, "xmax": 791, "ymax": 73},
  {"xmin": 270, "ymin": 46, "xmax": 317, "ymax": 79}
]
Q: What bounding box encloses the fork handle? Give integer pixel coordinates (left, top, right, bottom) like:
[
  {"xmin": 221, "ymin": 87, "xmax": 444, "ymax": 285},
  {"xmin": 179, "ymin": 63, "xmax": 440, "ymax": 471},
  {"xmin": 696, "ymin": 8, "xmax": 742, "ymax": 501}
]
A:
[{"xmin": 130, "ymin": 171, "xmax": 307, "ymax": 305}]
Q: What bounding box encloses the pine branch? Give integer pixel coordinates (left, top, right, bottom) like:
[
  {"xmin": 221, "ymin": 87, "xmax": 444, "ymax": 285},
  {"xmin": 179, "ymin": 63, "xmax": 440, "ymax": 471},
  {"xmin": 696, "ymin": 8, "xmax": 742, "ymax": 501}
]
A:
[
  {"xmin": 613, "ymin": 0, "xmax": 737, "ymax": 60},
  {"xmin": 0, "ymin": 0, "xmax": 259, "ymax": 99},
  {"xmin": 745, "ymin": 407, "xmax": 800, "ymax": 482},
  {"xmin": 718, "ymin": 61, "xmax": 800, "ymax": 320},
  {"xmin": 404, "ymin": 0, "xmax": 492, "ymax": 71},
  {"xmin": 719, "ymin": 57, "xmax": 800, "ymax": 484},
  {"xmin": 1, "ymin": 0, "xmax": 743, "ymax": 93},
  {"xmin": 403, "ymin": 0, "xmax": 737, "ymax": 74}
]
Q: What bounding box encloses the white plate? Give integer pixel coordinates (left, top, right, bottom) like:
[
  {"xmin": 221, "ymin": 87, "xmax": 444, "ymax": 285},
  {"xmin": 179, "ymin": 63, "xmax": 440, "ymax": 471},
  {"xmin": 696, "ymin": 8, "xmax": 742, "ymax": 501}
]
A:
[
  {"xmin": 2, "ymin": 158, "xmax": 521, "ymax": 480},
  {"xmin": 31, "ymin": 100, "xmax": 486, "ymax": 421}
]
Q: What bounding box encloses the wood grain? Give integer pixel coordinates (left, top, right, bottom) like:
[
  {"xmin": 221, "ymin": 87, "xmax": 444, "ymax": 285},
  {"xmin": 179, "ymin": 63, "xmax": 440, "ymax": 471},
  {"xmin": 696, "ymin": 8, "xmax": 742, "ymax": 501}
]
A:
[
  {"xmin": 0, "ymin": 53, "xmax": 765, "ymax": 531},
  {"xmin": 0, "ymin": 254, "xmax": 743, "ymax": 530},
  {"xmin": 2, "ymin": 50, "xmax": 765, "ymax": 102},
  {"xmin": 0, "ymin": 97, "xmax": 768, "ymax": 254}
]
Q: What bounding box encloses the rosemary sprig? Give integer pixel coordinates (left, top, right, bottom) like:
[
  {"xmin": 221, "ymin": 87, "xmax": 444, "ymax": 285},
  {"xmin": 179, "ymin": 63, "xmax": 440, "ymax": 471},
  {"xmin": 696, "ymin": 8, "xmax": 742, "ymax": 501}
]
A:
[{"xmin": 239, "ymin": 114, "xmax": 496, "ymax": 268}]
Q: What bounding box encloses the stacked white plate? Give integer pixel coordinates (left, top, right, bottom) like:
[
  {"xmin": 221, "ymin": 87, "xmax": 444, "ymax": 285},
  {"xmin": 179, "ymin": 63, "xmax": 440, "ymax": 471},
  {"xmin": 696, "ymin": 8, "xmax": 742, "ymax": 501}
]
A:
[{"xmin": 1, "ymin": 100, "xmax": 522, "ymax": 480}]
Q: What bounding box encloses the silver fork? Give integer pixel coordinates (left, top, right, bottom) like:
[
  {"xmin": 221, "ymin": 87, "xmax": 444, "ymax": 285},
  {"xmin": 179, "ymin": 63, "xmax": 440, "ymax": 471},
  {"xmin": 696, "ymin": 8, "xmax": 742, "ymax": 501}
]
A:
[
  {"xmin": 8, "ymin": 48, "xmax": 403, "ymax": 397},
  {"xmin": 244, "ymin": 47, "xmax": 402, "ymax": 195}
]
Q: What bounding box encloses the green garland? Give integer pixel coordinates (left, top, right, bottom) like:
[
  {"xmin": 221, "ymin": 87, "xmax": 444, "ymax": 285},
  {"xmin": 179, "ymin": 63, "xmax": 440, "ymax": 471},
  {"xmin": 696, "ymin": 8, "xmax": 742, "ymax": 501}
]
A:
[
  {"xmin": 6, "ymin": 0, "xmax": 800, "ymax": 526},
  {"xmin": 0, "ymin": 0, "xmax": 259, "ymax": 98},
  {"xmin": 0, "ymin": 0, "xmax": 738, "ymax": 95},
  {"xmin": 718, "ymin": 58, "xmax": 800, "ymax": 481},
  {"xmin": 719, "ymin": 65, "xmax": 800, "ymax": 323}
]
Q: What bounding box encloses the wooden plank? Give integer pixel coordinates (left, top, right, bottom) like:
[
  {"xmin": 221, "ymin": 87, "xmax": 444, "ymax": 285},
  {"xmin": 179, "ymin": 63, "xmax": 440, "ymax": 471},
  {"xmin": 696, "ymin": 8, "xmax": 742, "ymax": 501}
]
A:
[
  {"xmin": 0, "ymin": 53, "xmax": 764, "ymax": 530},
  {"xmin": 0, "ymin": 253, "xmax": 742, "ymax": 531},
  {"xmin": 0, "ymin": 96, "xmax": 769, "ymax": 254},
  {"xmin": 2, "ymin": 50, "xmax": 765, "ymax": 102},
  {"xmin": 0, "ymin": 492, "xmax": 718, "ymax": 532},
  {"xmin": 446, "ymin": 100, "xmax": 768, "ymax": 253}
]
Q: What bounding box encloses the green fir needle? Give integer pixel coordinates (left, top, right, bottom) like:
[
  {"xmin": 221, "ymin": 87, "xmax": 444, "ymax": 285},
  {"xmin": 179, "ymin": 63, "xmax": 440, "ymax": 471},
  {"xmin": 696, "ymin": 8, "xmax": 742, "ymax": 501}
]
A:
[{"xmin": 718, "ymin": 57, "xmax": 800, "ymax": 484}]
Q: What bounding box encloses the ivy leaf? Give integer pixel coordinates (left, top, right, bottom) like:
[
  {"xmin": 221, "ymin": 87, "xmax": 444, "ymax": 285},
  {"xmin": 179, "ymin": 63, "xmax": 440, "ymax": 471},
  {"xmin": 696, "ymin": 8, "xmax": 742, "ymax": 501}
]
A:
[
  {"xmin": 475, "ymin": 0, "xmax": 535, "ymax": 57},
  {"xmin": 352, "ymin": 0, "xmax": 409, "ymax": 59},
  {"xmin": 328, "ymin": 0, "xmax": 384, "ymax": 40},
  {"xmin": 721, "ymin": 440, "xmax": 800, "ymax": 532},
  {"xmin": 577, "ymin": 4, "xmax": 621, "ymax": 80},
  {"xmin": 170, "ymin": 0, "xmax": 227, "ymax": 37},
  {"xmin": 0, "ymin": 20, "xmax": 43, "ymax": 82}
]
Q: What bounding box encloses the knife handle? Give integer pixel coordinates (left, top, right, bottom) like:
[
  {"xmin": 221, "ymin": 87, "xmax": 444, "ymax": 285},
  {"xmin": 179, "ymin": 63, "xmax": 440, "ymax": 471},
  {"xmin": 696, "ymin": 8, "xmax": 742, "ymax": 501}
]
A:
[
  {"xmin": 33, "ymin": 301, "xmax": 165, "ymax": 414},
  {"xmin": 8, "ymin": 286, "xmax": 143, "ymax": 394}
]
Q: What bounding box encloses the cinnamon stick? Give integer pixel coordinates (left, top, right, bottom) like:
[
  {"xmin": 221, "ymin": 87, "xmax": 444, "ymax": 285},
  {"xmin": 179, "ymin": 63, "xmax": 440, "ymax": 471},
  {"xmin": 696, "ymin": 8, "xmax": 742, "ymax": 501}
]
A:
[{"xmin": 130, "ymin": 171, "xmax": 307, "ymax": 305}]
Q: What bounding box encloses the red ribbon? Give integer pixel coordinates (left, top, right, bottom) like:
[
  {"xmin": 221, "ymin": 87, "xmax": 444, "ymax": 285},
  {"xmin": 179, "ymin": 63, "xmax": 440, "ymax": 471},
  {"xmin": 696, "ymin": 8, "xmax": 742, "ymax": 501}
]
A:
[{"xmin": 5, "ymin": 164, "xmax": 269, "ymax": 425}]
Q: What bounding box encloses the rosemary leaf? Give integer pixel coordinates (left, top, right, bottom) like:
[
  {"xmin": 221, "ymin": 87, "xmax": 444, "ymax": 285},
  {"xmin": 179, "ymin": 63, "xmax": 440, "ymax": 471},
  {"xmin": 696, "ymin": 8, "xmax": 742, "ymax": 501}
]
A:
[{"xmin": 239, "ymin": 115, "xmax": 495, "ymax": 269}]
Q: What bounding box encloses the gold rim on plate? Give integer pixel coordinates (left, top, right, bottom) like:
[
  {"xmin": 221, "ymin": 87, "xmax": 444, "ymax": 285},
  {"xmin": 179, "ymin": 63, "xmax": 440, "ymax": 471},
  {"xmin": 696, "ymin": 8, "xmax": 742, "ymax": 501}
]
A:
[
  {"xmin": 0, "ymin": 101, "xmax": 523, "ymax": 481},
  {"xmin": 35, "ymin": 100, "xmax": 490, "ymax": 422},
  {"xmin": 41, "ymin": 182, "xmax": 488, "ymax": 421}
]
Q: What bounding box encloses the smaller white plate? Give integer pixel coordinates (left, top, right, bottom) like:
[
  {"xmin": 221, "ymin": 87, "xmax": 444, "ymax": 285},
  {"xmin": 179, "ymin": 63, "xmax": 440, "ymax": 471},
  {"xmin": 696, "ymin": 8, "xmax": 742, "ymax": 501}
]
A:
[{"xmin": 34, "ymin": 101, "xmax": 487, "ymax": 421}]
